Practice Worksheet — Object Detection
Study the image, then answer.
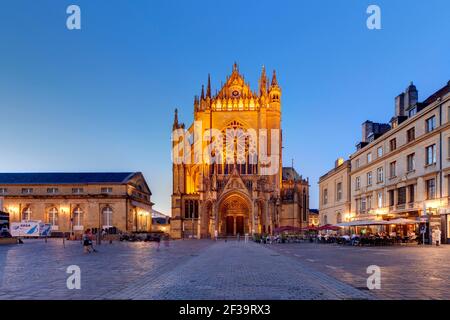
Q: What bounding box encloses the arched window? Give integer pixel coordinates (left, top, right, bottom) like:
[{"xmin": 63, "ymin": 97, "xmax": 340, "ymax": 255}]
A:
[
  {"xmin": 336, "ymin": 212, "xmax": 342, "ymax": 224},
  {"xmin": 73, "ymin": 207, "xmax": 83, "ymax": 226},
  {"xmin": 22, "ymin": 207, "xmax": 32, "ymax": 221},
  {"xmin": 323, "ymin": 215, "xmax": 328, "ymax": 225},
  {"xmin": 302, "ymin": 189, "xmax": 307, "ymax": 221},
  {"xmin": 102, "ymin": 206, "xmax": 113, "ymax": 227},
  {"xmin": 184, "ymin": 200, "xmax": 199, "ymax": 219},
  {"xmin": 48, "ymin": 207, "xmax": 58, "ymax": 225}
]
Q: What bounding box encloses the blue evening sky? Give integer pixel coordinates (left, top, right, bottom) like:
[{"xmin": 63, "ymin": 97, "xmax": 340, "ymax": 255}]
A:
[{"xmin": 0, "ymin": 0, "xmax": 449, "ymax": 214}]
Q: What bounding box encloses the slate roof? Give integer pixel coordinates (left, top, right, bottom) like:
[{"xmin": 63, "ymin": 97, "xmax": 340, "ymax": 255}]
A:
[
  {"xmin": 282, "ymin": 167, "xmax": 302, "ymax": 181},
  {"xmin": 0, "ymin": 172, "xmax": 137, "ymax": 185},
  {"xmin": 422, "ymin": 80, "xmax": 450, "ymax": 106}
]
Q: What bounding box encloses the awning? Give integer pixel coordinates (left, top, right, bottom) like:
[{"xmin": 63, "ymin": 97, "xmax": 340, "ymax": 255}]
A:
[
  {"xmin": 385, "ymin": 218, "xmax": 420, "ymax": 225},
  {"xmin": 131, "ymin": 201, "xmax": 152, "ymax": 212},
  {"xmin": 335, "ymin": 220, "xmax": 389, "ymax": 227},
  {"xmin": 335, "ymin": 218, "xmax": 422, "ymax": 228}
]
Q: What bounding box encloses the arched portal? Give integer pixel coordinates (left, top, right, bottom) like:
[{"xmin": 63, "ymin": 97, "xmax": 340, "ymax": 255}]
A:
[{"xmin": 218, "ymin": 193, "xmax": 251, "ymax": 236}]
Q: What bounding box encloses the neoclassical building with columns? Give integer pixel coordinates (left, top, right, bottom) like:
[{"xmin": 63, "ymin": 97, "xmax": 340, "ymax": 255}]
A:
[
  {"xmin": 170, "ymin": 64, "xmax": 309, "ymax": 239},
  {"xmin": 0, "ymin": 172, "xmax": 153, "ymax": 234}
]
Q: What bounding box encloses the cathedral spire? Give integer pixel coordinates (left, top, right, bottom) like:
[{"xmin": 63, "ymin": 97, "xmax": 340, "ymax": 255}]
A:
[
  {"xmin": 206, "ymin": 74, "xmax": 211, "ymax": 98},
  {"xmin": 172, "ymin": 108, "xmax": 179, "ymax": 129},
  {"xmin": 271, "ymin": 70, "xmax": 278, "ymax": 87},
  {"xmin": 259, "ymin": 65, "xmax": 267, "ymax": 96},
  {"xmin": 233, "ymin": 62, "xmax": 238, "ymax": 73},
  {"xmin": 201, "ymin": 85, "xmax": 205, "ymax": 100}
]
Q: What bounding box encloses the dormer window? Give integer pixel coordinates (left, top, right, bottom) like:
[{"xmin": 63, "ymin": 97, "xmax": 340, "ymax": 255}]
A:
[
  {"xmin": 47, "ymin": 188, "xmax": 59, "ymax": 194},
  {"xmin": 21, "ymin": 188, "xmax": 33, "ymax": 194},
  {"xmin": 101, "ymin": 187, "xmax": 113, "ymax": 194},
  {"xmin": 72, "ymin": 188, "xmax": 84, "ymax": 194}
]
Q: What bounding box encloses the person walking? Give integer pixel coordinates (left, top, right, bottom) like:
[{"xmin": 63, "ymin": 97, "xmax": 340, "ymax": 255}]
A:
[
  {"xmin": 156, "ymin": 234, "xmax": 161, "ymax": 251},
  {"xmin": 87, "ymin": 229, "xmax": 98, "ymax": 252},
  {"xmin": 433, "ymin": 228, "xmax": 442, "ymax": 246},
  {"xmin": 163, "ymin": 234, "xmax": 170, "ymax": 248},
  {"xmin": 83, "ymin": 229, "xmax": 92, "ymax": 253}
]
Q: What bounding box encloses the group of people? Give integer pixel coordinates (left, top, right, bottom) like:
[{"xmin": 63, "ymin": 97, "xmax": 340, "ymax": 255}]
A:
[
  {"xmin": 315, "ymin": 230, "xmax": 421, "ymax": 246},
  {"xmin": 258, "ymin": 234, "xmax": 282, "ymax": 244}
]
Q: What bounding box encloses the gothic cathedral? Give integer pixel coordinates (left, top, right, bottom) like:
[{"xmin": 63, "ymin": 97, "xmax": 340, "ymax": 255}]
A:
[{"xmin": 171, "ymin": 64, "xmax": 309, "ymax": 239}]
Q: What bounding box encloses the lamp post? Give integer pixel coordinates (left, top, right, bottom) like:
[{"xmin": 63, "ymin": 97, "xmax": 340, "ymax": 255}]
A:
[
  {"xmin": 97, "ymin": 204, "xmax": 102, "ymax": 245},
  {"xmin": 60, "ymin": 209, "xmax": 66, "ymax": 248}
]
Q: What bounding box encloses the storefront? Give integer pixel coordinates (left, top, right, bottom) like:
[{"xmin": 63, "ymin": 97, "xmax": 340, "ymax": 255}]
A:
[{"xmin": 439, "ymin": 208, "xmax": 450, "ymax": 244}]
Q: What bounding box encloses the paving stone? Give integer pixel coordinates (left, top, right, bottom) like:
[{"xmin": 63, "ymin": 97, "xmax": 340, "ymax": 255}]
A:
[{"xmin": 1, "ymin": 239, "xmax": 446, "ymax": 300}]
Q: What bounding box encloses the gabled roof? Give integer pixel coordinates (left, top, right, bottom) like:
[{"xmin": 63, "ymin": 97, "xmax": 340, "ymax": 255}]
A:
[
  {"xmin": 215, "ymin": 64, "xmax": 256, "ymax": 99},
  {"xmin": 152, "ymin": 209, "xmax": 170, "ymax": 218},
  {"xmin": 0, "ymin": 172, "xmax": 138, "ymax": 185}
]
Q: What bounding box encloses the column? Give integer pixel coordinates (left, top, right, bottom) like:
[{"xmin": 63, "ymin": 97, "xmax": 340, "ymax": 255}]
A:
[
  {"xmin": 405, "ymin": 185, "xmax": 410, "ymax": 207},
  {"xmin": 213, "ymin": 202, "xmax": 218, "ymax": 236},
  {"xmin": 393, "ymin": 188, "xmax": 398, "ymax": 209},
  {"xmin": 197, "ymin": 208, "xmax": 202, "ymax": 239},
  {"xmin": 251, "ymin": 201, "xmax": 256, "ymax": 235},
  {"xmin": 265, "ymin": 200, "xmax": 269, "ymax": 234}
]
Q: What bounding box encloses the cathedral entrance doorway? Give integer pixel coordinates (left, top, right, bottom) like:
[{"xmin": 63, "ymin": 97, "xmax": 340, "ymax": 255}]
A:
[
  {"xmin": 218, "ymin": 193, "xmax": 250, "ymax": 237},
  {"xmin": 236, "ymin": 216, "xmax": 244, "ymax": 235},
  {"xmin": 226, "ymin": 216, "xmax": 234, "ymax": 236}
]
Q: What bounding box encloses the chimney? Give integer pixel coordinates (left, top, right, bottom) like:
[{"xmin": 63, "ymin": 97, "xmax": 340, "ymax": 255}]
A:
[
  {"xmin": 404, "ymin": 82, "xmax": 418, "ymax": 108},
  {"xmin": 361, "ymin": 121, "xmax": 373, "ymax": 143},
  {"xmin": 335, "ymin": 158, "xmax": 344, "ymax": 168},
  {"xmin": 395, "ymin": 93, "xmax": 405, "ymax": 117}
]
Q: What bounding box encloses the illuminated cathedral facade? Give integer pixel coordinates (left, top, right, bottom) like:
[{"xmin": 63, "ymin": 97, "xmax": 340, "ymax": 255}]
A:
[{"xmin": 170, "ymin": 64, "xmax": 309, "ymax": 239}]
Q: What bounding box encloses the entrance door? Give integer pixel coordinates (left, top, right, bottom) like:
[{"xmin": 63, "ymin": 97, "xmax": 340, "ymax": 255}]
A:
[
  {"xmin": 226, "ymin": 216, "xmax": 234, "ymax": 235},
  {"xmin": 236, "ymin": 216, "xmax": 244, "ymax": 235}
]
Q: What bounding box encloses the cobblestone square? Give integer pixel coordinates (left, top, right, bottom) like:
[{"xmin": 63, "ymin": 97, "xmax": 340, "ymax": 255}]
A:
[{"xmin": 0, "ymin": 239, "xmax": 448, "ymax": 300}]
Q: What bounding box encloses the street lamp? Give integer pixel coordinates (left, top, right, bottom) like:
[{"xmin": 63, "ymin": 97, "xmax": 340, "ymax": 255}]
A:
[{"xmin": 60, "ymin": 209, "xmax": 66, "ymax": 248}]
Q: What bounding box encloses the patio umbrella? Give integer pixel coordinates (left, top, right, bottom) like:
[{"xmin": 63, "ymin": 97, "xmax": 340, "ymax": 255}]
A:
[
  {"xmin": 301, "ymin": 225, "xmax": 318, "ymax": 231},
  {"xmin": 318, "ymin": 224, "xmax": 340, "ymax": 231},
  {"xmin": 274, "ymin": 226, "xmax": 302, "ymax": 233}
]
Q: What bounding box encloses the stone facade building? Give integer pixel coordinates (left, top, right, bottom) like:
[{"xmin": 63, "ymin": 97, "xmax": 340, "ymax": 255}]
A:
[
  {"xmin": 170, "ymin": 64, "xmax": 309, "ymax": 239},
  {"xmin": 318, "ymin": 158, "xmax": 351, "ymax": 226},
  {"xmin": 0, "ymin": 172, "xmax": 153, "ymax": 234},
  {"xmin": 320, "ymin": 80, "xmax": 450, "ymax": 243},
  {"xmin": 308, "ymin": 209, "xmax": 320, "ymax": 227},
  {"xmin": 350, "ymin": 81, "xmax": 450, "ymax": 243}
]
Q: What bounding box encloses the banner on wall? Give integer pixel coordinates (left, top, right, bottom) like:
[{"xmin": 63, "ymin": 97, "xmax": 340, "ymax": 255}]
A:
[{"xmin": 10, "ymin": 221, "xmax": 52, "ymax": 237}]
